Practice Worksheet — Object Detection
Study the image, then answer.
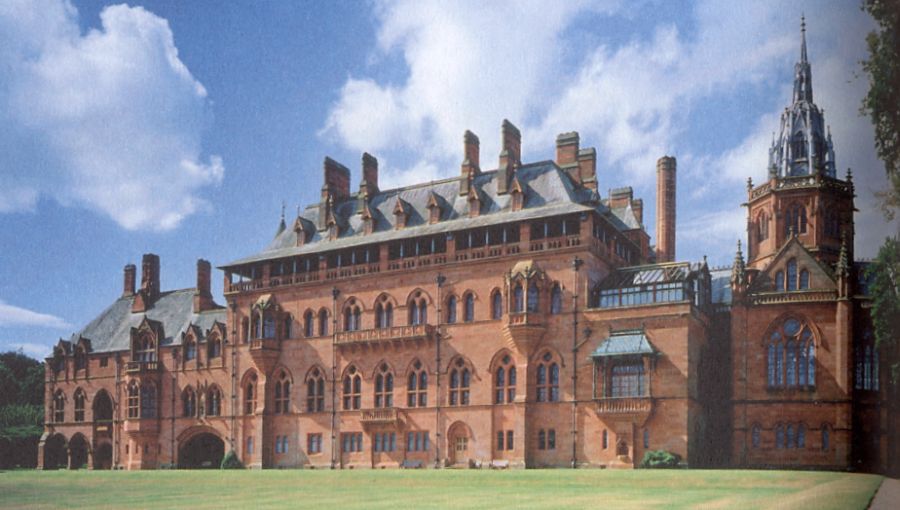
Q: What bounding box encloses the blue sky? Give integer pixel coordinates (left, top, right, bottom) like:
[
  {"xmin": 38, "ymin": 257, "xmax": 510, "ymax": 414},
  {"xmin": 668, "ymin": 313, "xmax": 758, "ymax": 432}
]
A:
[{"xmin": 0, "ymin": 0, "xmax": 895, "ymax": 358}]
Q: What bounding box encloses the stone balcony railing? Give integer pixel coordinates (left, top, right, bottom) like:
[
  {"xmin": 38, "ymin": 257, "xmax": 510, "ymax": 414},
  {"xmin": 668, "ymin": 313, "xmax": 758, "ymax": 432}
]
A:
[
  {"xmin": 507, "ymin": 312, "xmax": 543, "ymax": 327},
  {"xmin": 360, "ymin": 407, "xmax": 399, "ymax": 425},
  {"xmin": 125, "ymin": 361, "xmax": 159, "ymax": 374},
  {"xmin": 123, "ymin": 416, "xmax": 159, "ymax": 435},
  {"xmin": 749, "ymin": 290, "xmax": 836, "ymax": 305},
  {"xmin": 335, "ymin": 324, "xmax": 435, "ymax": 347},
  {"xmin": 595, "ymin": 397, "xmax": 653, "ymax": 414}
]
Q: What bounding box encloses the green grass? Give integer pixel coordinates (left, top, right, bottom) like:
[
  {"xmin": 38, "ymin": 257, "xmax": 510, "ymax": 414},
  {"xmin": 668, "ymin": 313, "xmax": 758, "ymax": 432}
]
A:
[{"xmin": 0, "ymin": 469, "xmax": 883, "ymax": 509}]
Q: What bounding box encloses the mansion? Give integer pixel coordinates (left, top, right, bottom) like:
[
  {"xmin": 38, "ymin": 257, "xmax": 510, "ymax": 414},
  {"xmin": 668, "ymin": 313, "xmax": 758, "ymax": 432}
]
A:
[{"xmin": 39, "ymin": 24, "xmax": 896, "ymax": 473}]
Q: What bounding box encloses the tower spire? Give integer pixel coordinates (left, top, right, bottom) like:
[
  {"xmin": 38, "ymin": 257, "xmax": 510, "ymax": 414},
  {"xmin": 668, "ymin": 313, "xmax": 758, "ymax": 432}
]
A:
[
  {"xmin": 800, "ymin": 15, "xmax": 807, "ymax": 64},
  {"xmin": 793, "ymin": 15, "xmax": 813, "ymax": 104}
]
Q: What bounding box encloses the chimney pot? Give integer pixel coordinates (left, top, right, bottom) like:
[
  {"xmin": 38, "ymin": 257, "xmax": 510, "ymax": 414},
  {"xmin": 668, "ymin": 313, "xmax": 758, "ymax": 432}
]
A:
[
  {"xmin": 361, "ymin": 152, "xmax": 379, "ymax": 195},
  {"xmin": 123, "ymin": 264, "xmax": 136, "ymax": 297}
]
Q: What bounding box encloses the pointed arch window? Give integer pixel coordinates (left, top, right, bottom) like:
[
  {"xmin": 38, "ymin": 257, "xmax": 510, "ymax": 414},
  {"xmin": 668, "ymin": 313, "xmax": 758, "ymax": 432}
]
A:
[
  {"xmin": 408, "ymin": 294, "xmax": 427, "ymax": 325},
  {"xmin": 375, "ymin": 363, "xmax": 394, "ymax": 408},
  {"xmin": 786, "ymin": 259, "xmax": 798, "ymax": 291},
  {"xmin": 283, "ymin": 315, "xmax": 292, "ymax": 339},
  {"xmin": 207, "ymin": 334, "xmax": 222, "ymax": 359},
  {"xmin": 262, "ymin": 312, "xmax": 276, "ymax": 339},
  {"xmin": 304, "ymin": 310, "xmax": 315, "ymax": 337},
  {"xmin": 799, "ymin": 269, "xmax": 809, "ymax": 290},
  {"xmin": 464, "ymin": 293, "xmax": 475, "ymax": 322},
  {"xmin": 140, "ymin": 383, "xmax": 157, "ymax": 419},
  {"xmin": 757, "ymin": 212, "xmax": 769, "ymax": 241},
  {"xmin": 494, "ymin": 354, "xmax": 516, "ymax": 404},
  {"xmin": 791, "ymin": 132, "xmax": 808, "ymax": 159},
  {"xmin": 751, "ymin": 424, "xmax": 761, "ymax": 449},
  {"xmin": 134, "ymin": 334, "xmax": 156, "ymax": 362},
  {"xmin": 182, "ymin": 387, "xmax": 196, "ymax": 417},
  {"xmin": 74, "ymin": 347, "xmax": 87, "ymax": 372},
  {"xmin": 775, "ymin": 271, "xmax": 785, "ymax": 291},
  {"xmin": 527, "ymin": 283, "xmax": 540, "ymax": 312},
  {"xmin": 856, "ymin": 330, "xmax": 879, "ymax": 391},
  {"xmin": 785, "ymin": 204, "xmax": 807, "ymax": 235},
  {"xmin": 73, "ymin": 389, "xmax": 85, "ymax": 422},
  {"xmin": 550, "ymin": 284, "xmax": 562, "ymax": 314},
  {"xmin": 244, "ymin": 373, "xmax": 258, "ymax": 415},
  {"xmin": 407, "ymin": 361, "xmax": 427, "ymax": 407},
  {"xmin": 318, "ymin": 309, "xmax": 329, "ymax": 336},
  {"xmin": 343, "ymin": 300, "xmax": 361, "ymax": 332},
  {"xmin": 306, "ymin": 368, "xmax": 325, "ymax": 412},
  {"xmin": 206, "ymin": 386, "xmax": 222, "ymax": 416},
  {"xmin": 536, "ymin": 352, "xmax": 560, "ymax": 402},
  {"xmin": 491, "ymin": 290, "xmax": 503, "ymax": 319},
  {"xmin": 446, "ymin": 295, "xmax": 457, "ymax": 324},
  {"xmin": 343, "ymin": 366, "xmax": 361, "ymax": 410},
  {"xmin": 184, "ymin": 337, "xmax": 196, "ymax": 361},
  {"xmin": 822, "ymin": 424, "xmax": 831, "ymax": 450},
  {"xmin": 513, "ymin": 283, "xmax": 524, "ymax": 313},
  {"xmin": 767, "ymin": 318, "xmax": 815, "ymax": 389},
  {"xmin": 375, "ymin": 297, "xmax": 393, "ymax": 329},
  {"xmin": 449, "ymin": 358, "xmax": 470, "ymax": 406},
  {"xmin": 274, "ymin": 370, "xmax": 291, "ymax": 414}
]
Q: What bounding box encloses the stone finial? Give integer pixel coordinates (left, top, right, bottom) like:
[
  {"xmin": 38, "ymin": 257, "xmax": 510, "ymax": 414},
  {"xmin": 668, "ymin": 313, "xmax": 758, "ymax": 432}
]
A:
[{"xmin": 731, "ymin": 240, "xmax": 746, "ymax": 289}]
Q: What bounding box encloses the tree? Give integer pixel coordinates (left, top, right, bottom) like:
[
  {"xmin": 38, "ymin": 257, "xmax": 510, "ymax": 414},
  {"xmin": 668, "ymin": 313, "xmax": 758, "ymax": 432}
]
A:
[
  {"xmin": 861, "ymin": 0, "xmax": 900, "ymax": 219},
  {"xmin": 867, "ymin": 238, "xmax": 900, "ymax": 380},
  {"xmin": 0, "ymin": 351, "xmax": 44, "ymax": 468}
]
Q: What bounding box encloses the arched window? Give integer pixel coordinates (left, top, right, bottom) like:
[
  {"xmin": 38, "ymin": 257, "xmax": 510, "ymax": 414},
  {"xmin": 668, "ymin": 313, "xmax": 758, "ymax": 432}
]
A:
[
  {"xmin": 855, "ymin": 330, "xmax": 879, "ymax": 391},
  {"xmin": 799, "ymin": 269, "xmax": 809, "ymax": 290},
  {"xmin": 491, "ymin": 290, "xmax": 503, "ymax": 319},
  {"xmin": 494, "ymin": 354, "xmax": 516, "ymax": 404},
  {"xmin": 318, "ymin": 309, "xmax": 329, "ymax": 337},
  {"xmin": 786, "ymin": 259, "xmax": 798, "ymax": 291},
  {"xmin": 527, "ymin": 283, "xmax": 540, "ymax": 312},
  {"xmin": 134, "ymin": 334, "xmax": 156, "ymax": 362},
  {"xmin": 751, "ymin": 424, "xmax": 761, "ymax": 449},
  {"xmin": 408, "ymin": 293, "xmax": 427, "ymax": 325},
  {"xmin": 207, "ymin": 334, "xmax": 222, "ymax": 359},
  {"xmin": 244, "ymin": 373, "xmax": 257, "ymax": 415},
  {"xmin": 767, "ymin": 318, "xmax": 816, "ymax": 389},
  {"xmin": 375, "ymin": 363, "xmax": 394, "ymax": 408},
  {"xmin": 821, "ymin": 424, "xmax": 831, "ymax": 451},
  {"xmin": 775, "ymin": 424, "xmax": 784, "ymax": 449},
  {"xmin": 344, "ymin": 300, "xmax": 361, "ymax": 332},
  {"xmin": 786, "ymin": 424, "xmax": 795, "ymax": 448},
  {"xmin": 207, "ymin": 386, "xmax": 222, "ymax": 416},
  {"xmin": 375, "ymin": 297, "xmax": 393, "ymax": 329},
  {"xmin": 757, "ymin": 212, "xmax": 769, "ymax": 241},
  {"xmin": 304, "ymin": 310, "xmax": 314, "ymax": 337},
  {"xmin": 262, "ymin": 312, "xmax": 276, "ymax": 339},
  {"xmin": 274, "ymin": 370, "xmax": 290, "ymax": 414},
  {"xmin": 798, "ymin": 423, "xmax": 806, "ymax": 448},
  {"xmin": 126, "ymin": 382, "xmax": 139, "ymax": 419},
  {"xmin": 182, "ymin": 387, "xmax": 196, "ymax": 417},
  {"xmin": 343, "ymin": 366, "xmax": 361, "ymax": 410},
  {"xmin": 73, "ymin": 389, "xmax": 85, "ymax": 422},
  {"xmin": 602, "ymin": 429, "xmax": 608, "ymax": 449},
  {"xmin": 407, "ymin": 360, "xmax": 427, "ymax": 407},
  {"xmin": 446, "ymin": 295, "xmax": 457, "ymax": 324},
  {"xmin": 513, "ymin": 283, "xmax": 524, "ymax": 313},
  {"xmin": 306, "ymin": 368, "xmax": 325, "ymax": 412},
  {"xmin": 140, "ymin": 383, "xmax": 157, "ymax": 419},
  {"xmin": 464, "ymin": 293, "xmax": 475, "ymax": 322},
  {"xmin": 449, "ymin": 358, "xmax": 470, "ymax": 406},
  {"xmin": 283, "ymin": 315, "xmax": 292, "ymax": 339},
  {"xmin": 550, "ymin": 285, "xmax": 562, "ymax": 314},
  {"xmin": 536, "ymin": 352, "xmax": 560, "ymax": 402},
  {"xmin": 775, "ymin": 271, "xmax": 785, "ymax": 291},
  {"xmin": 791, "ymin": 132, "xmax": 807, "ymax": 159},
  {"xmin": 785, "ymin": 204, "xmax": 807, "ymax": 235},
  {"xmin": 75, "ymin": 347, "xmax": 87, "ymax": 371},
  {"xmin": 184, "ymin": 338, "xmax": 196, "ymax": 361}
]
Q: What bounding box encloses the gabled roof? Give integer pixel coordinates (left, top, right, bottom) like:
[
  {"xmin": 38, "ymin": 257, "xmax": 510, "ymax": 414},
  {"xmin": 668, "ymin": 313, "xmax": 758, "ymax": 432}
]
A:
[
  {"xmin": 224, "ymin": 160, "xmax": 625, "ymax": 267},
  {"xmin": 749, "ymin": 235, "xmax": 835, "ymax": 293},
  {"xmin": 591, "ymin": 330, "xmax": 656, "ymax": 357},
  {"xmin": 66, "ymin": 289, "xmax": 225, "ymax": 354}
]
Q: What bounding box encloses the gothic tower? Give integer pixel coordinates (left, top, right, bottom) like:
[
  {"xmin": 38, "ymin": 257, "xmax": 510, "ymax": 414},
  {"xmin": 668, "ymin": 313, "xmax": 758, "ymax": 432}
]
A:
[{"xmin": 745, "ymin": 18, "xmax": 855, "ymax": 270}]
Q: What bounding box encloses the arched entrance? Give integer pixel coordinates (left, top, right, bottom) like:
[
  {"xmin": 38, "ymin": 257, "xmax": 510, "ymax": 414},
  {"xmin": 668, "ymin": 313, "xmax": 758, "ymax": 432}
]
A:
[
  {"xmin": 94, "ymin": 442, "xmax": 112, "ymax": 470},
  {"xmin": 178, "ymin": 432, "xmax": 225, "ymax": 469},
  {"xmin": 93, "ymin": 390, "xmax": 113, "ymax": 422},
  {"xmin": 42, "ymin": 433, "xmax": 67, "ymax": 470},
  {"xmin": 68, "ymin": 434, "xmax": 89, "ymax": 469},
  {"xmin": 448, "ymin": 422, "xmax": 473, "ymax": 466},
  {"xmin": 92, "ymin": 390, "xmax": 114, "ymax": 469}
]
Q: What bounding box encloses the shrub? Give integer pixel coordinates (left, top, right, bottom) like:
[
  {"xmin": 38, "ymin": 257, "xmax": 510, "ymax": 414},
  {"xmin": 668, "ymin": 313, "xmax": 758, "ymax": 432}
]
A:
[
  {"xmin": 220, "ymin": 450, "xmax": 244, "ymax": 469},
  {"xmin": 640, "ymin": 450, "xmax": 682, "ymax": 469}
]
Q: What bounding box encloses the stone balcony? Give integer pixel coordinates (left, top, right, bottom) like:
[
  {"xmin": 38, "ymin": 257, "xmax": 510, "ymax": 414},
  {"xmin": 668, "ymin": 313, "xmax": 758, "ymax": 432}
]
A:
[
  {"xmin": 335, "ymin": 324, "xmax": 435, "ymax": 349},
  {"xmin": 502, "ymin": 312, "xmax": 546, "ymax": 356},
  {"xmin": 123, "ymin": 416, "xmax": 160, "ymax": 435},
  {"xmin": 360, "ymin": 407, "xmax": 400, "ymax": 427},
  {"xmin": 595, "ymin": 397, "xmax": 653, "ymax": 425},
  {"xmin": 125, "ymin": 361, "xmax": 159, "ymax": 374}
]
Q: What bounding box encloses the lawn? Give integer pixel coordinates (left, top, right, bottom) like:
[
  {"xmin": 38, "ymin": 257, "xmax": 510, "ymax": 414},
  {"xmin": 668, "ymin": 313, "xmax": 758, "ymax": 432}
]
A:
[{"xmin": 0, "ymin": 469, "xmax": 883, "ymax": 509}]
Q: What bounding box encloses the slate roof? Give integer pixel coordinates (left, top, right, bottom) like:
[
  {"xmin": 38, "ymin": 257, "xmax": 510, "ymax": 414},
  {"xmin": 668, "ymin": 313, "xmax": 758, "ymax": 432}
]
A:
[
  {"xmin": 223, "ymin": 160, "xmax": 643, "ymax": 268},
  {"xmin": 591, "ymin": 330, "xmax": 656, "ymax": 357},
  {"xmin": 61, "ymin": 289, "xmax": 225, "ymax": 354}
]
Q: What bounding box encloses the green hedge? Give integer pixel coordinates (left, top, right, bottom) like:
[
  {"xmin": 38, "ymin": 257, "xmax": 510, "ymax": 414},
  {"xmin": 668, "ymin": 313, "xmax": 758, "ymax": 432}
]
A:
[
  {"xmin": 220, "ymin": 450, "xmax": 244, "ymax": 469},
  {"xmin": 640, "ymin": 450, "xmax": 682, "ymax": 469}
]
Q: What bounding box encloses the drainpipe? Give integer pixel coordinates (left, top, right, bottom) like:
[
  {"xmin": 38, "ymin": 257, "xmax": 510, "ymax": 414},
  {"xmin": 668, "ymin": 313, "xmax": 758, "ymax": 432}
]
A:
[
  {"xmin": 435, "ymin": 274, "xmax": 446, "ymax": 468},
  {"xmin": 571, "ymin": 256, "xmax": 583, "ymax": 468},
  {"xmin": 230, "ymin": 300, "xmax": 238, "ymax": 452},
  {"xmin": 330, "ymin": 287, "xmax": 339, "ymax": 469}
]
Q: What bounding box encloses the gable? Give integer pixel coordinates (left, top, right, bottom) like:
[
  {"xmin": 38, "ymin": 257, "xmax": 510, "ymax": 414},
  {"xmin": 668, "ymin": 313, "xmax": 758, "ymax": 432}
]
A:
[{"xmin": 751, "ymin": 237, "xmax": 834, "ymax": 293}]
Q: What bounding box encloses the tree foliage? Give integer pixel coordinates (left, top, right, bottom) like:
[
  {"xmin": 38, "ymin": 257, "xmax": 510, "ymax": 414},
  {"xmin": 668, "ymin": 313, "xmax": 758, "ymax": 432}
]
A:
[
  {"xmin": 0, "ymin": 351, "xmax": 44, "ymax": 468},
  {"xmin": 867, "ymin": 237, "xmax": 900, "ymax": 384},
  {"xmin": 861, "ymin": 0, "xmax": 900, "ymax": 219},
  {"xmin": 220, "ymin": 450, "xmax": 244, "ymax": 469},
  {"xmin": 640, "ymin": 450, "xmax": 682, "ymax": 469}
]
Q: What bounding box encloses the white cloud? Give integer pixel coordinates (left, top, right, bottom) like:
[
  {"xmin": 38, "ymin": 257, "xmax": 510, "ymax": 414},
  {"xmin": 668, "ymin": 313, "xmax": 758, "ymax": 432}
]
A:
[
  {"xmin": 0, "ymin": 299, "xmax": 72, "ymax": 330},
  {"xmin": 0, "ymin": 341, "xmax": 52, "ymax": 359},
  {"xmin": 0, "ymin": 0, "xmax": 222, "ymax": 231}
]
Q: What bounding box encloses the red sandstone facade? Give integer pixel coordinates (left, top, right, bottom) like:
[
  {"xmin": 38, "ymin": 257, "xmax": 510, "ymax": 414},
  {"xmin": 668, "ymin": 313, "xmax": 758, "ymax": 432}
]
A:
[{"xmin": 39, "ymin": 26, "xmax": 896, "ymax": 473}]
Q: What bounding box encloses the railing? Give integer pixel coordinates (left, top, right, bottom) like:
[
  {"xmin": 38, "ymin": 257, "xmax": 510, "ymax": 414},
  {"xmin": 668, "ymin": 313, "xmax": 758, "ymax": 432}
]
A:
[
  {"xmin": 125, "ymin": 361, "xmax": 159, "ymax": 373},
  {"xmin": 595, "ymin": 397, "xmax": 652, "ymax": 414},
  {"xmin": 249, "ymin": 338, "xmax": 279, "ymax": 351},
  {"xmin": 335, "ymin": 324, "xmax": 434, "ymax": 346},
  {"xmin": 750, "ymin": 290, "xmax": 836, "ymax": 305},
  {"xmin": 360, "ymin": 408, "xmax": 398, "ymax": 424},
  {"xmin": 123, "ymin": 417, "xmax": 159, "ymax": 434}
]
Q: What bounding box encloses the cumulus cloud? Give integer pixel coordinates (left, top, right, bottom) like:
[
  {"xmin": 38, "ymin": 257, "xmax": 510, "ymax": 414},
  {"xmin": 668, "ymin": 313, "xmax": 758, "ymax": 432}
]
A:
[
  {"xmin": 0, "ymin": 0, "xmax": 222, "ymax": 230},
  {"xmin": 321, "ymin": 0, "xmax": 896, "ymax": 262},
  {"xmin": 0, "ymin": 299, "xmax": 71, "ymax": 330}
]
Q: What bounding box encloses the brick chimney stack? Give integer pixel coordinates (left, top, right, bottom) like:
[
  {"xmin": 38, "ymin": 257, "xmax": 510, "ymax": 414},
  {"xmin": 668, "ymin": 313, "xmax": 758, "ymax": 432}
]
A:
[
  {"xmin": 361, "ymin": 152, "xmax": 379, "ymax": 196},
  {"xmin": 656, "ymin": 156, "xmax": 677, "ymax": 262},
  {"xmin": 322, "ymin": 157, "xmax": 350, "ymax": 201},
  {"xmin": 193, "ymin": 259, "xmax": 214, "ymax": 313},
  {"xmin": 123, "ymin": 264, "xmax": 136, "ymax": 297},
  {"xmin": 459, "ymin": 130, "xmax": 481, "ymax": 196},
  {"xmin": 497, "ymin": 119, "xmax": 521, "ymax": 195},
  {"xmin": 141, "ymin": 253, "xmax": 160, "ymax": 301}
]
